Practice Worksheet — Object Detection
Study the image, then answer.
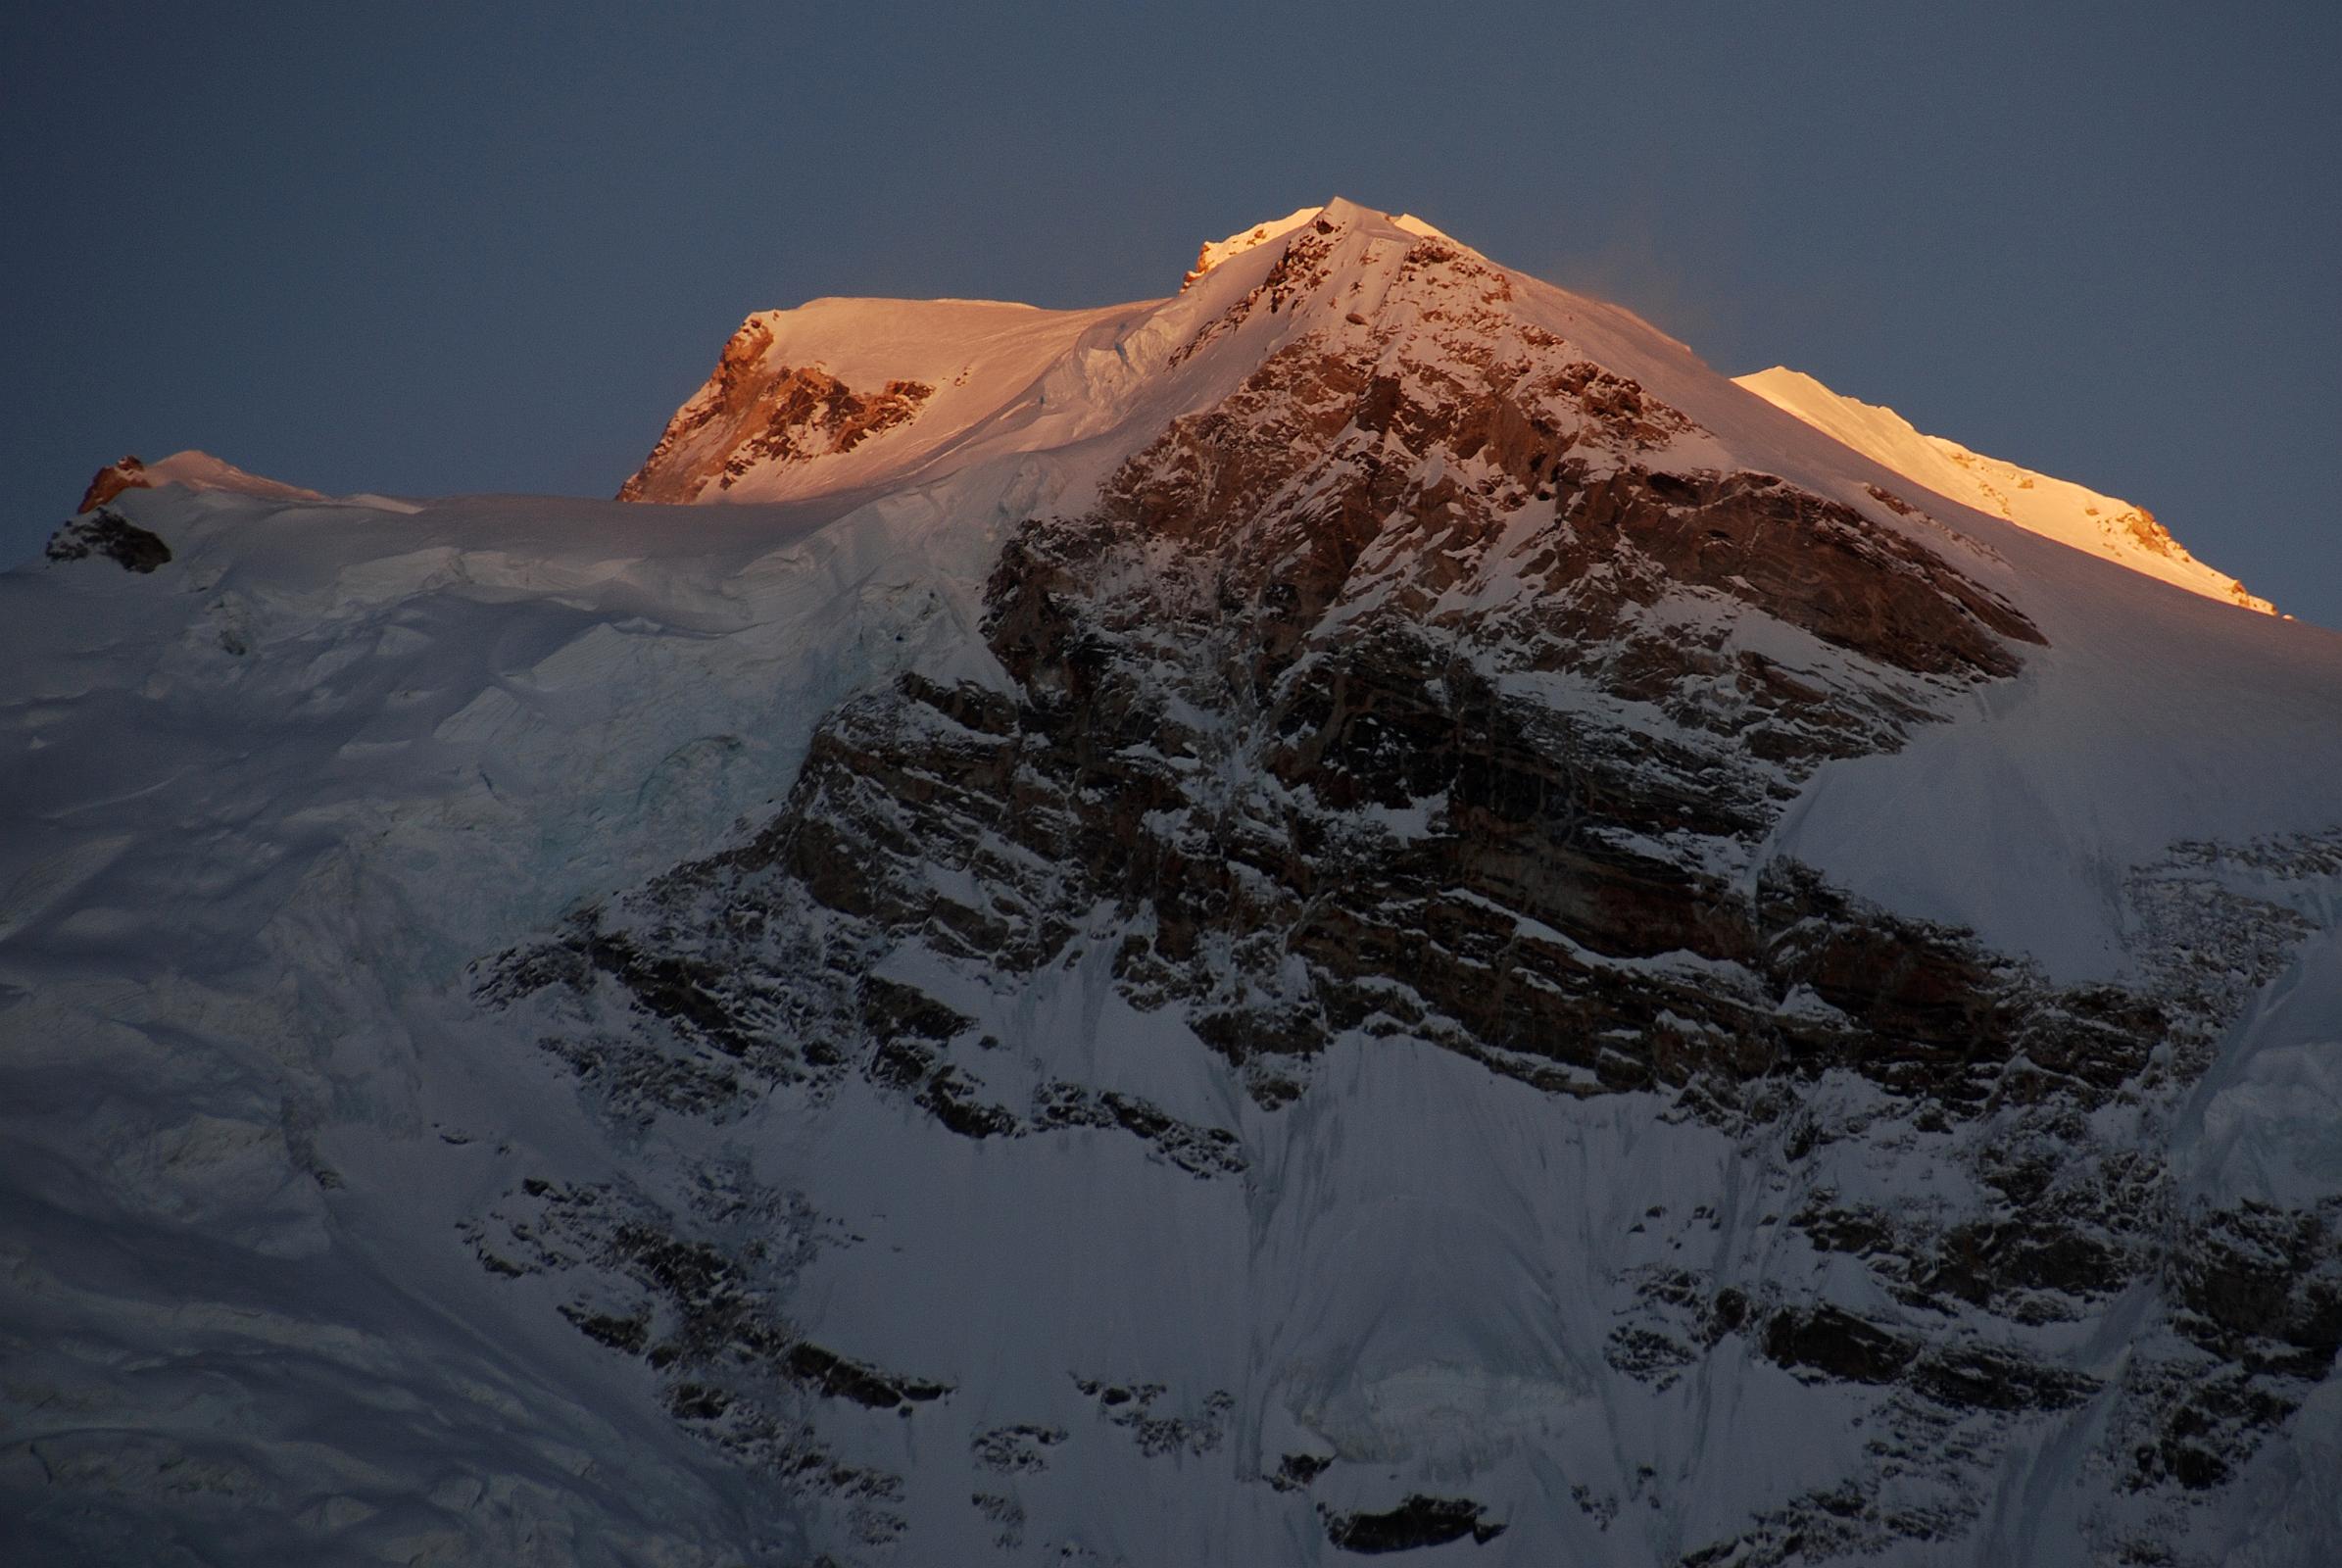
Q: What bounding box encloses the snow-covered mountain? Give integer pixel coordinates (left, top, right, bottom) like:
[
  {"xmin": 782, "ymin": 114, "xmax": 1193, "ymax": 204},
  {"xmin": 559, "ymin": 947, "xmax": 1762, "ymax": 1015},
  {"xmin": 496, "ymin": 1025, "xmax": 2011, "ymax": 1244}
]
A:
[{"xmin": 7, "ymin": 200, "xmax": 2342, "ymax": 1567}]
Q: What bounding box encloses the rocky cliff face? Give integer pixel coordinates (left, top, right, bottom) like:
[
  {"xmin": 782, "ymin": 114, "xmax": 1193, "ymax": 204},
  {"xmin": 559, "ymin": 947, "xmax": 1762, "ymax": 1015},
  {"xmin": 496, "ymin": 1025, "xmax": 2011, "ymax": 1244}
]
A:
[
  {"xmin": 77, "ymin": 454, "xmax": 155, "ymax": 513},
  {"xmin": 619, "ymin": 318, "xmax": 936, "ymax": 504}
]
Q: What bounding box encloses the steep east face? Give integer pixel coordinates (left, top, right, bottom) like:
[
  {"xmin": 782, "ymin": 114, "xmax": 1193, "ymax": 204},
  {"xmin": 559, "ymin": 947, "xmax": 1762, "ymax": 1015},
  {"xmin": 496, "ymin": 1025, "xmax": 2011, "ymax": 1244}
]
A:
[{"xmin": 9, "ymin": 202, "xmax": 2342, "ymax": 1568}]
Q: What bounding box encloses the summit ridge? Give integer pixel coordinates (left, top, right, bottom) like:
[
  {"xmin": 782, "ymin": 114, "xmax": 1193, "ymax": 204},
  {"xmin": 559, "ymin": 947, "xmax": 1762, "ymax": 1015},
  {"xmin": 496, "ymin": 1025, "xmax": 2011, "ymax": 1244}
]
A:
[{"xmin": 620, "ymin": 200, "xmax": 2269, "ymax": 623}]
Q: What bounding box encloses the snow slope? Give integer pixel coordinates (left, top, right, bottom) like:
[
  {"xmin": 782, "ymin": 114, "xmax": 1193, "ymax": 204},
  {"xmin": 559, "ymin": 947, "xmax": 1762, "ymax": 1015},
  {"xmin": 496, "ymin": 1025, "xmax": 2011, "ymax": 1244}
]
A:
[
  {"xmin": 134, "ymin": 450, "xmax": 333, "ymax": 504},
  {"xmin": 1, "ymin": 478, "xmax": 1027, "ymax": 1563},
  {"xmin": 1183, "ymin": 205, "xmax": 1326, "ymax": 285},
  {"xmin": 8, "ymin": 200, "xmax": 2342, "ymax": 1566},
  {"xmin": 1736, "ymin": 365, "xmax": 2272, "ymax": 613}
]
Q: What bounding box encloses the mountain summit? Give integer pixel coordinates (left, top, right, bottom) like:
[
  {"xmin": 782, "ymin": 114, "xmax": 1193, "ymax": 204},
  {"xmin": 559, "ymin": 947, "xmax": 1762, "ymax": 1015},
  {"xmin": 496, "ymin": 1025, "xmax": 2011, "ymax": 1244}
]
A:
[
  {"xmin": 9, "ymin": 202, "xmax": 2342, "ymax": 1566},
  {"xmin": 623, "ymin": 199, "xmax": 2267, "ymax": 620}
]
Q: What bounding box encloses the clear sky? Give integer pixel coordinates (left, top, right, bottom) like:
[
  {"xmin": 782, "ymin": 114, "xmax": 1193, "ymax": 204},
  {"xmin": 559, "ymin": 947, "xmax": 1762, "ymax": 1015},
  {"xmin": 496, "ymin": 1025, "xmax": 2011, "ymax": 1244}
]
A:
[{"xmin": 7, "ymin": 2, "xmax": 2337, "ymax": 622}]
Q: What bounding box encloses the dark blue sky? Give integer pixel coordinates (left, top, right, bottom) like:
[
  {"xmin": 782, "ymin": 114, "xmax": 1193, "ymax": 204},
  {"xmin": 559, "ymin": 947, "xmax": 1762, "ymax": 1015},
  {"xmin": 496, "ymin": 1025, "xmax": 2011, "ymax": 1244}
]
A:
[{"xmin": 8, "ymin": 2, "xmax": 2337, "ymax": 621}]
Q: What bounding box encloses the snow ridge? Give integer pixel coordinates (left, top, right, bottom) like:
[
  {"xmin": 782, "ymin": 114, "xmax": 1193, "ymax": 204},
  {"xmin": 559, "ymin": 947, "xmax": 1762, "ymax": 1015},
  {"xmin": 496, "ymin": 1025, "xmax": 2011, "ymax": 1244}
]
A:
[{"xmin": 1736, "ymin": 365, "xmax": 2272, "ymax": 614}]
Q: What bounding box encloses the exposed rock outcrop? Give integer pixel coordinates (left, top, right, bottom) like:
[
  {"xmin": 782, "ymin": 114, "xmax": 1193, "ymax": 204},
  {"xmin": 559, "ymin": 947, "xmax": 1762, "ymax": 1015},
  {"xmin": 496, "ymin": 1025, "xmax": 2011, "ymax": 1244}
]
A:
[
  {"xmin": 77, "ymin": 454, "xmax": 154, "ymax": 514},
  {"xmin": 45, "ymin": 507, "xmax": 171, "ymax": 572},
  {"xmin": 619, "ymin": 317, "xmax": 934, "ymax": 503}
]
